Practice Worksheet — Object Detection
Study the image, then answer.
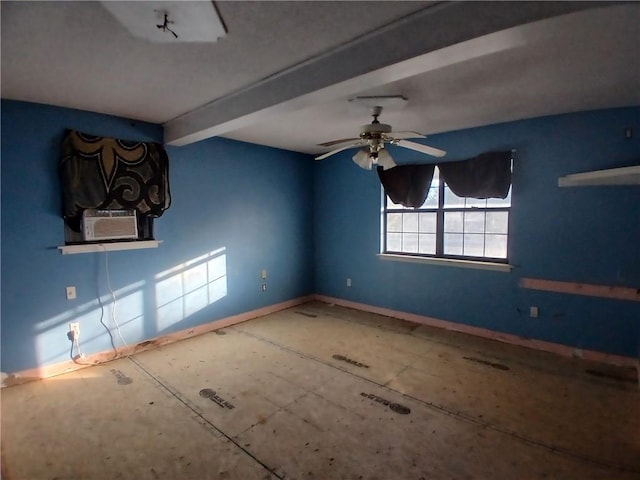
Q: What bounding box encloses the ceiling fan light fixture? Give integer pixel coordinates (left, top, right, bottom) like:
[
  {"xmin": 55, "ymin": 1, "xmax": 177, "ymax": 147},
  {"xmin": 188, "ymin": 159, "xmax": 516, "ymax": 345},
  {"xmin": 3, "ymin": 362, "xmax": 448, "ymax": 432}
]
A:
[
  {"xmin": 376, "ymin": 149, "xmax": 397, "ymax": 170},
  {"xmin": 352, "ymin": 149, "xmax": 373, "ymax": 170},
  {"xmin": 318, "ymin": 105, "xmax": 446, "ymax": 164}
]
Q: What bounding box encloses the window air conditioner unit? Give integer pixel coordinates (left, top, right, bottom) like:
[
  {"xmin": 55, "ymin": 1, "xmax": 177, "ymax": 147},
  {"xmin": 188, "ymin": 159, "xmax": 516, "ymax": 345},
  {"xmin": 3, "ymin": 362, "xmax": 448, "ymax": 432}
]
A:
[{"xmin": 82, "ymin": 209, "xmax": 138, "ymax": 241}]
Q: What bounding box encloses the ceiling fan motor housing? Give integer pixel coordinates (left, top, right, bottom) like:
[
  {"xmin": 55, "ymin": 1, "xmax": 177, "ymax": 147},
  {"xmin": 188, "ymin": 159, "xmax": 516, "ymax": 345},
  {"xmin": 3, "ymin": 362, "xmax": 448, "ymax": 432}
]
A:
[
  {"xmin": 360, "ymin": 123, "xmax": 391, "ymax": 152},
  {"xmin": 361, "ymin": 123, "xmax": 392, "ymax": 134}
]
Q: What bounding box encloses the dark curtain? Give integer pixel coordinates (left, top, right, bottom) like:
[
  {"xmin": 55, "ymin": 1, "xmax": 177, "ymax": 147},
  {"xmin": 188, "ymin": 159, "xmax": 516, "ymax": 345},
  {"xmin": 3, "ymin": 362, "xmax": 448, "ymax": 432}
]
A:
[
  {"xmin": 377, "ymin": 150, "xmax": 512, "ymax": 208},
  {"xmin": 60, "ymin": 130, "xmax": 171, "ymax": 230},
  {"xmin": 438, "ymin": 151, "xmax": 512, "ymax": 199},
  {"xmin": 376, "ymin": 164, "xmax": 435, "ymax": 208}
]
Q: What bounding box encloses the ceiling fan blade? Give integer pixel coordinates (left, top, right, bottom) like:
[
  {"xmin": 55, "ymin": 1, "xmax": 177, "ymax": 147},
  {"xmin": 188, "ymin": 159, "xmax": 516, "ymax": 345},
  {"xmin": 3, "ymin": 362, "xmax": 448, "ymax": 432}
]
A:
[
  {"xmin": 318, "ymin": 137, "xmax": 361, "ymax": 147},
  {"xmin": 385, "ymin": 131, "xmax": 426, "ymax": 140},
  {"xmin": 395, "ymin": 140, "xmax": 446, "ymax": 157},
  {"xmin": 315, "ymin": 142, "xmax": 364, "ymax": 161}
]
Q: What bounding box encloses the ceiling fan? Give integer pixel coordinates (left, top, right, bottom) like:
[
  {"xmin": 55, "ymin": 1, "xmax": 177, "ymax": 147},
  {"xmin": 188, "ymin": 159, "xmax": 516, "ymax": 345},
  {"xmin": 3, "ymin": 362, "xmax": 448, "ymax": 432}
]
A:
[{"xmin": 315, "ymin": 106, "xmax": 446, "ymax": 170}]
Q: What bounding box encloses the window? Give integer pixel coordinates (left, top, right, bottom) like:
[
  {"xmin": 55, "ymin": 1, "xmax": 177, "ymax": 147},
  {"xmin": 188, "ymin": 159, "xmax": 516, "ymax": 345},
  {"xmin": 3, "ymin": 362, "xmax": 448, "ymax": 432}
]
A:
[{"xmin": 383, "ymin": 168, "xmax": 511, "ymax": 262}]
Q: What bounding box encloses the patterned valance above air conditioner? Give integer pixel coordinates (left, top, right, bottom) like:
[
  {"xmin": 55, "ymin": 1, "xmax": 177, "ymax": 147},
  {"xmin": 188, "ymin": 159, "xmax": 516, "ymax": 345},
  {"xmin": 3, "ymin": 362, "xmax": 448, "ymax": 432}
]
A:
[{"xmin": 59, "ymin": 129, "xmax": 171, "ymax": 231}]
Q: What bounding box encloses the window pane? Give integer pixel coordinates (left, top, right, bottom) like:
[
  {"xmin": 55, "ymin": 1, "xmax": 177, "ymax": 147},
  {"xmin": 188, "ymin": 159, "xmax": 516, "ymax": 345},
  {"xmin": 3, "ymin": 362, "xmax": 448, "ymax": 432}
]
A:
[
  {"xmin": 486, "ymin": 211, "xmax": 508, "ymax": 234},
  {"xmin": 403, "ymin": 233, "xmax": 419, "ymax": 253},
  {"xmin": 444, "ymin": 233, "xmax": 463, "ymax": 255},
  {"xmin": 387, "ymin": 196, "xmax": 404, "ymax": 208},
  {"xmin": 487, "ymin": 188, "xmax": 511, "ymax": 207},
  {"xmin": 463, "ymin": 234, "xmax": 485, "ymax": 257},
  {"xmin": 444, "ymin": 212, "xmax": 463, "ymax": 233},
  {"xmin": 464, "ymin": 211, "xmax": 485, "ymax": 234},
  {"xmin": 465, "ymin": 197, "xmax": 487, "ymax": 208},
  {"xmin": 418, "ymin": 213, "xmax": 437, "ymax": 233},
  {"xmin": 444, "ymin": 187, "xmax": 464, "ymax": 208},
  {"xmin": 386, "ymin": 232, "xmax": 401, "ymax": 251},
  {"xmin": 419, "ymin": 186, "xmax": 439, "ymax": 208},
  {"xmin": 485, "ymin": 234, "xmax": 508, "ymax": 258},
  {"xmin": 402, "ymin": 213, "xmax": 419, "ymax": 233},
  {"xmin": 387, "ymin": 213, "xmax": 402, "ymax": 232},
  {"xmin": 418, "ymin": 234, "xmax": 436, "ymax": 254}
]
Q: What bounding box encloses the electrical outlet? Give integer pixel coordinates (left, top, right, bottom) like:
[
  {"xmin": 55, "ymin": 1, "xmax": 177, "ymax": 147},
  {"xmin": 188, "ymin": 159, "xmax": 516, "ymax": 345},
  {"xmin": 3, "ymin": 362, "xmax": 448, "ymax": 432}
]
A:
[
  {"xmin": 346, "ymin": 278, "xmax": 352, "ymax": 287},
  {"xmin": 66, "ymin": 286, "xmax": 76, "ymax": 300},
  {"xmin": 69, "ymin": 322, "xmax": 80, "ymax": 340},
  {"xmin": 261, "ymin": 269, "xmax": 267, "ymax": 280},
  {"xmin": 261, "ymin": 283, "xmax": 267, "ymax": 292},
  {"xmin": 530, "ymin": 306, "xmax": 539, "ymax": 318}
]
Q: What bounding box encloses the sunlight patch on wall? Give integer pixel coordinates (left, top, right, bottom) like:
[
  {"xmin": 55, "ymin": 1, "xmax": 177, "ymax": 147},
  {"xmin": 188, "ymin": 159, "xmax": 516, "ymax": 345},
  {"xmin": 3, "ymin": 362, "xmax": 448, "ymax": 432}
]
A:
[
  {"xmin": 109, "ymin": 288, "xmax": 145, "ymax": 342},
  {"xmin": 155, "ymin": 247, "xmax": 227, "ymax": 331},
  {"xmin": 34, "ymin": 281, "xmax": 145, "ymax": 366}
]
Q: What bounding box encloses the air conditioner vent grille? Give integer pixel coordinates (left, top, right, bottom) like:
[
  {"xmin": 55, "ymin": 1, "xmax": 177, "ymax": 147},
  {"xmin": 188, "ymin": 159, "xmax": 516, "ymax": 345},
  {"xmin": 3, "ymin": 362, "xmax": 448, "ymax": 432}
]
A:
[{"xmin": 82, "ymin": 209, "xmax": 138, "ymax": 241}]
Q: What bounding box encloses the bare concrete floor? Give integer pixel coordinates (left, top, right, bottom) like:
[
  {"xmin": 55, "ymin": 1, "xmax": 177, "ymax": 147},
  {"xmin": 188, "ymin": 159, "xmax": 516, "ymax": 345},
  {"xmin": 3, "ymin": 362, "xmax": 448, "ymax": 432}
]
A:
[{"xmin": 2, "ymin": 301, "xmax": 639, "ymax": 479}]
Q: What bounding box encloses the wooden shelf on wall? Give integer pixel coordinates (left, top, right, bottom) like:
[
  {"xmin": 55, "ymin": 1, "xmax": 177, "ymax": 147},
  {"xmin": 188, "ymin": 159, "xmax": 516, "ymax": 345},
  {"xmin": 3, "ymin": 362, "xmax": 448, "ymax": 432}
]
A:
[
  {"xmin": 520, "ymin": 277, "xmax": 640, "ymax": 302},
  {"xmin": 58, "ymin": 240, "xmax": 161, "ymax": 255},
  {"xmin": 558, "ymin": 165, "xmax": 640, "ymax": 187}
]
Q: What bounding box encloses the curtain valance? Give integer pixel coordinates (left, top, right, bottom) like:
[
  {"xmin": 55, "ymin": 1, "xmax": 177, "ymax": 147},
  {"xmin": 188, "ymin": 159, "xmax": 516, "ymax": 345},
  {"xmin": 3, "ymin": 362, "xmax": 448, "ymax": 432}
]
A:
[
  {"xmin": 60, "ymin": 130, "xmax": 171, "ymax": 227},
  {"xmin": 377, "ymin": 150, "xmax": 512, "ymax": 208}
]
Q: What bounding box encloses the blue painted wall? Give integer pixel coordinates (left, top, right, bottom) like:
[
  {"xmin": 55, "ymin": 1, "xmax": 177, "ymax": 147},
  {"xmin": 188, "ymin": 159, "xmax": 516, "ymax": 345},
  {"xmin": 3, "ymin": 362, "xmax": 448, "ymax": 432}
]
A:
[
  {"xmin": 2, "ymin": 100, "xmax": 638, "ymax": 373},
  {"xmin": 314, "ymin": 107, "xmax": 640, "ymax": 357},
  {"xmin": 1, "ymin": 100, "xmax": 314, "ymax": 373}
]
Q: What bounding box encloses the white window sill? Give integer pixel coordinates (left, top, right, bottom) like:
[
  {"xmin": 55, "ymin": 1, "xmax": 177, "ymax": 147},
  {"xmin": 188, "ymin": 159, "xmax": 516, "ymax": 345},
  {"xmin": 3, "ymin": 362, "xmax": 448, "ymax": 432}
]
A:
[
  {"xmin": 377, "ymin": 253, "xmax": 513, "ymax": 272},
  {"xmin": 58, "ymin": 240, "xmax": 161, "ymax": 255}
]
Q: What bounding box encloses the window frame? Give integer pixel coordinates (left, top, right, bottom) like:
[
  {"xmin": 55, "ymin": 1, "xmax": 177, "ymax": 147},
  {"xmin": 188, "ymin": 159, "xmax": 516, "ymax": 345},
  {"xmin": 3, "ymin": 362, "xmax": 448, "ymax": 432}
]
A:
[{"xmin": 382, "ymin": 167, "xmax": 511, "ymax": 264}]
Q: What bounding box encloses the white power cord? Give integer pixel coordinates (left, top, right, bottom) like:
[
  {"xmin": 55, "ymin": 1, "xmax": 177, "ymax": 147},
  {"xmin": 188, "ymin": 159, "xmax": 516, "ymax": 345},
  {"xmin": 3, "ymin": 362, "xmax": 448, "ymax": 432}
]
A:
[
  {"xmin": 103, "ymin": 246, "xmax": 130, "ymax": 351},
  {"xmin": 73, "ymin": 335, "xmax": 84, "ymax": 358},
  {"xmin": 70, "ymin": 329, "xmax": 87, "ymax": 363},
  {"xmin": 69, "ymin": 323, "xmax": 95, "ymax": 365}
]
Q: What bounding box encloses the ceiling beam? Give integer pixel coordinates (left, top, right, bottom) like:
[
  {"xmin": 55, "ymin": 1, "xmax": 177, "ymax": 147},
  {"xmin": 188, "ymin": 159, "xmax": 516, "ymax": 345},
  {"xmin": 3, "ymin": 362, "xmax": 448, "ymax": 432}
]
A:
[{"xmin": 164, "ymin": 1, "xmax": 611, "ymax": 146}]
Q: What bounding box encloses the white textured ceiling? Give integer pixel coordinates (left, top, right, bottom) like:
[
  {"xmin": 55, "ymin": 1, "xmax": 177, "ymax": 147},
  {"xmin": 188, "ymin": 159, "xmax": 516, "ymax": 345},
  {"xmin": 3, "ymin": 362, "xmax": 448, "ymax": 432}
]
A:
[
  {"xmin": 2, "ymin": 1, "xmax": 639, "ymax": 154},
  {"xmin": 1, "ymin": 1, "xmax": 429, "ymax": 123}
]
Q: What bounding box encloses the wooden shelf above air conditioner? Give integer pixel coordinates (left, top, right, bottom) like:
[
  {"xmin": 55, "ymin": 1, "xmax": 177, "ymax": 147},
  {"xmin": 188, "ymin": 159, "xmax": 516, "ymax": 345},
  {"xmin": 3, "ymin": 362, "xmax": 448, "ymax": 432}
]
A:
[
  {"xmin": 58, "ymin": 240, "xmax": 161, "ymax": 255},
  {"xmin": 558, "ymin": 165, "xmax": 640, "ymax": 187}
]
